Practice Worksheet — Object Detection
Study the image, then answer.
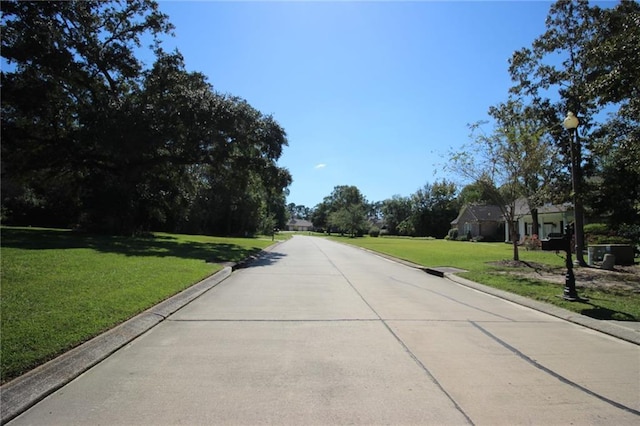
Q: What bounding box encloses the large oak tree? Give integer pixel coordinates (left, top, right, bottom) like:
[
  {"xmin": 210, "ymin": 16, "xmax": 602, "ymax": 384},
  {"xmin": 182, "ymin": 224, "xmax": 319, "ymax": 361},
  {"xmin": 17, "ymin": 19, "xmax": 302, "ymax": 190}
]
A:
[{"xmin": 2, "ymin": 0, "xmax": 291, "ymax": 236}]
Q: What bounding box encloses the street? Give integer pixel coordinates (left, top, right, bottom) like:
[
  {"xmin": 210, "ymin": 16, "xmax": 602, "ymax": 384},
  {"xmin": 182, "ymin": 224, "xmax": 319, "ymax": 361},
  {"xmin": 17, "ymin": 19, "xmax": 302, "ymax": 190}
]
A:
[{"xmin": 8, "ymin": 235, "xmax": 640, "ymax": 425}]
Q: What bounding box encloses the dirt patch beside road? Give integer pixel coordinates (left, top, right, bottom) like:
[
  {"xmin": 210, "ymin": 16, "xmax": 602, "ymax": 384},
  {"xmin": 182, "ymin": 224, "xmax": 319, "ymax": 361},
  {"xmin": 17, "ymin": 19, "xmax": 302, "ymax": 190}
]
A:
[{"xmin": 490, "ymin": 260, "xmax": 640, "ymax": 294}]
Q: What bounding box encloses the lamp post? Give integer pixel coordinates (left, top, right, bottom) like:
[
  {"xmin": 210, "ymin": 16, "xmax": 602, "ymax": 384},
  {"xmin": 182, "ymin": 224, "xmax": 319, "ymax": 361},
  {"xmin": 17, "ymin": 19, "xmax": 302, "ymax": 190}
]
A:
[
  {"xmin": 561, "ymin": 223, "xmax": 580, "ymax": 301},
  {"xmin": 562, "ymin": 112, "xmax": 587, "ymax": 267},
  {"xmin": 560, "ymin": 112, "xmax": 587, "ymax": 301}
]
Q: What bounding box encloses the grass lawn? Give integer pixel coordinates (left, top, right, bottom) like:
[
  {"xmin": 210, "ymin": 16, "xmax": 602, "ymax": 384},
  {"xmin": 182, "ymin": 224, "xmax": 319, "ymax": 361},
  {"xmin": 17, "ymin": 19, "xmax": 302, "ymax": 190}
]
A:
[
  {"xmin": 0, "ymin": 226, "xmax": 279, "ymax": 383},
  {"xmin": 328, "ymin": 235, "xmax": 640, "ymax": 322}
]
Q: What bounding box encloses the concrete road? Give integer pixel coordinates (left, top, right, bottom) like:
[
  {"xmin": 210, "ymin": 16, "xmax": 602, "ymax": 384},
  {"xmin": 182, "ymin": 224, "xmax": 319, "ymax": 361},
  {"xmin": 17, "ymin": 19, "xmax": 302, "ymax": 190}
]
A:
[{"xmin": 8, "ymin": 236, "xmax": 640, "ymax": 425}]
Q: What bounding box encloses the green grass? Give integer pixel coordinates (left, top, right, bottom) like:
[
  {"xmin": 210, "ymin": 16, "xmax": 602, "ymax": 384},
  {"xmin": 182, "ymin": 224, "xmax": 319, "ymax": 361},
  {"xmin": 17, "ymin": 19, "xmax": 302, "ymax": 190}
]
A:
[
  {"xmin": 1, "ymin": 227, "xmax": 277, "ymax": 383},
  {"xmin": 328, "ymin": 235, "xmax": 640, "ymax": 322},
  {"xmin": 328, "ymin": 236, "xmax": 565, "ymax": 270}
]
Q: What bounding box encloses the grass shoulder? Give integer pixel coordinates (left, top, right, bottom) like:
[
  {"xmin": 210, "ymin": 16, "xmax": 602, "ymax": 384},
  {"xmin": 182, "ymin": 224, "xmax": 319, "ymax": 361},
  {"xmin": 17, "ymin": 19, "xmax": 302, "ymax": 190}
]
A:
[{"xmin": 1, "ymin": 226, "xmax": 276, "ymax": 383}]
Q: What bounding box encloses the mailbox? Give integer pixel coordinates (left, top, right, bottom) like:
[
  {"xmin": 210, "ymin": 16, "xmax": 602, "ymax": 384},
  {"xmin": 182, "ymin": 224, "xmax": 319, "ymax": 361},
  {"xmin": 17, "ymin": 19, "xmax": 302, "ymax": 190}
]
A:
[
  {"xmin": 541, "ymin": 234, "xmax": 567, "ymax": 251},
  {"xmin": 540, "ymin": 223, "xmax": 583, "ymax": 301}
]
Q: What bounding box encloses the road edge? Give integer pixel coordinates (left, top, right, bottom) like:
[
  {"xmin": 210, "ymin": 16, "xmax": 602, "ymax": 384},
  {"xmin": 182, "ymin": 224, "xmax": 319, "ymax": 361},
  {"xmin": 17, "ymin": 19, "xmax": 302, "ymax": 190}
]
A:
[{"xmin": 0, "ymin": 241, "xmax": 284, "ymax": 425}]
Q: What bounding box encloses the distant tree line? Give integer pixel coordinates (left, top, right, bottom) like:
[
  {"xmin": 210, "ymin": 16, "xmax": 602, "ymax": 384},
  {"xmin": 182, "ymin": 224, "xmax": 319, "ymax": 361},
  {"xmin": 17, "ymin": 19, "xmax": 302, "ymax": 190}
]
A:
[
  {"xmin": 305, "ymin": 181, "xmax": 459, "ymax": 239},
  {"xmin": 1, "ymin": 0, "xmax": 292, "ymax": 236}
]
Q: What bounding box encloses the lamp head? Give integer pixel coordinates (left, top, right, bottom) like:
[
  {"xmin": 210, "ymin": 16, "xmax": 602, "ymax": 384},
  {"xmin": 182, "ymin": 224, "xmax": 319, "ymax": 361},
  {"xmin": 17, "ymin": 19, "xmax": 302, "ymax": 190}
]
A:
[{"xmin": 563, "ymin": 112, "xmax": 579, "ymax": 130}]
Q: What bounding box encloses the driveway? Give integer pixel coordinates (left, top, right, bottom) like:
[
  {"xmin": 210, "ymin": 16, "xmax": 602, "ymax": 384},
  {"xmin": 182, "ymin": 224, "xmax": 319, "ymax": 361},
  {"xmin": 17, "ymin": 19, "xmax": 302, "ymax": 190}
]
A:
[{"xmin": 7, "ymin": 236, "xmax": 640, "ymax": 425}]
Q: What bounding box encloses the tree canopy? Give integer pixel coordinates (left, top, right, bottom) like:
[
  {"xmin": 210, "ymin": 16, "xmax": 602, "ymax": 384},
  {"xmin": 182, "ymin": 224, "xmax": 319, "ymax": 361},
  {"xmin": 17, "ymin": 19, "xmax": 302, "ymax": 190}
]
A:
[
  {"xmin": 311, "ymin": 186, "xmax": 369, "ymax": 236},
  {"xmin": 506, "ymin": 0, "xmax": 640, "ymax": 261},
  {"xmin": 1, "ymin": 0, "xmax": 291, "ymax": 236},
  {"xmin": 443, "ymin": 0, "xmax": 640, "ymax": 257}
]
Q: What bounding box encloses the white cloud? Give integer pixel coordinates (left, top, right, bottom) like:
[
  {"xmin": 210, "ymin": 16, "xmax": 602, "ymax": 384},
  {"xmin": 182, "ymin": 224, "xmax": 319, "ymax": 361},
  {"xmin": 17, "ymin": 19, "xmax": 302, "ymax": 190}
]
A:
[{"xmin": 314, "ymin": 163, "xmax": 327, "ymax": 169}]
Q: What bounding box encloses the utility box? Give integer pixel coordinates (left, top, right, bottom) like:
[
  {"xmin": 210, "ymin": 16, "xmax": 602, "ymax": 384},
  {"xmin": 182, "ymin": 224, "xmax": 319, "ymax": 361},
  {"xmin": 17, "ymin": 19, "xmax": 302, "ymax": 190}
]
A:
[{"xmin": 588, "ymin": 244, "xmax": 634, "ymax": 265}]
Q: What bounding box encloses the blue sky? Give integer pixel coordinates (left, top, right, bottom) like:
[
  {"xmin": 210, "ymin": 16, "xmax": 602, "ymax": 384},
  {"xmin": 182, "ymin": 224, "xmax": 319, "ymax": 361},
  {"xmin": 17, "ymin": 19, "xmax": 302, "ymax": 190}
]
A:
[{"xmin": 156, "ymin": 0, "xmax": 557, "ymax": 208}]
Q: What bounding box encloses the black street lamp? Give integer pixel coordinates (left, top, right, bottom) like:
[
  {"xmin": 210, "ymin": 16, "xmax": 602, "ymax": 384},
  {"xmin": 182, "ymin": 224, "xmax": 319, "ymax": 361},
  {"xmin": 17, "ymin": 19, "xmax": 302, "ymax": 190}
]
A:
[
  {"xmin": 541, "ymin": 112, "xmax": 587, "ymax": 302},
  {"xmin": 562, "ymin": 111, "xmax": 587, "ymax": 266},
  {"xmin": 561, "ymin": 224, "xmax": 580, "ymax": 301}
]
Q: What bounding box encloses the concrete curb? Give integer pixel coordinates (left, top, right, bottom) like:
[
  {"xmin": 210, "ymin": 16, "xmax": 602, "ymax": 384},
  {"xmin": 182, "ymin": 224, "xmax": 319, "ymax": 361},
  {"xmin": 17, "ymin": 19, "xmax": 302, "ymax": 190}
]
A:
[
  {"xmin": 0, "ymin": 240, "xmax": 285, "ymax": 425},
  {"xmin": 340, "ymin": 242, "xmax": 640, "ymax": 346},
  {"xmin": 442, "ymin": 272, "xmax": 640, "ymax": 346},
  {"xmin": 0, "ymin": 267, "xmax": 232, "ymax": 425}
]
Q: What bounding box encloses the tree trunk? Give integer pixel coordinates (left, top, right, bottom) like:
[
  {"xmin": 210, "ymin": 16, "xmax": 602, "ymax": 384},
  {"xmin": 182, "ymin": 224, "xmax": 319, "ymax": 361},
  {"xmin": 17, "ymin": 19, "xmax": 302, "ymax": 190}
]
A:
[
  {"xmin": 571, "ymin": 130, "xmax": 587, "ymax": 266},
  {"xmin": 510, "ymin": 220, "xmax": 519, "ymax": 261},
  {"xmin": 531, "ymin": 208, "xmax": 539, "ymax": 238}
]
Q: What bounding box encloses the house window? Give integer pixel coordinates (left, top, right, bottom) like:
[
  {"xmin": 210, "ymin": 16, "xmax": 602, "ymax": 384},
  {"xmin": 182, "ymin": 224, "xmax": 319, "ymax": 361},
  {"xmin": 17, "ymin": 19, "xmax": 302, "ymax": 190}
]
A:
[{"xmin": 464, "ymin": 223, "xmax": 472, "ymax": 234}]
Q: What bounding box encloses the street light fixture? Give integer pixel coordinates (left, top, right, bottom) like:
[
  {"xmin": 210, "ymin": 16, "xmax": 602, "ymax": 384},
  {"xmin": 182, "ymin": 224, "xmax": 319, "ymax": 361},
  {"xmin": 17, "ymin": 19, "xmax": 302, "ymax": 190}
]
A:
[
  {"xmin": 561, "ymin": 111, "xmax": 586, "ymax": 301},
  {"xmin": 562, "ymin": 111, "xmax": 587, "ymax": 266},
  {"xmin": 563, "ymin": 111, "xmax": 579, "ymax": 130}
]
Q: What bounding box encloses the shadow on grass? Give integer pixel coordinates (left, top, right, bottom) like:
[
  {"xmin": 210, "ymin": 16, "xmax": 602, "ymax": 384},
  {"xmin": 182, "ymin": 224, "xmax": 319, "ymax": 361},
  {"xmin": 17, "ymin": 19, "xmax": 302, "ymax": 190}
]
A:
[
  {"xmin": 0, "ymin": 227, "xmax": 276, "ymax": 265},
  {"xmin": 580, "ymin": 303, "xmax": 637, "ymax": 321}
]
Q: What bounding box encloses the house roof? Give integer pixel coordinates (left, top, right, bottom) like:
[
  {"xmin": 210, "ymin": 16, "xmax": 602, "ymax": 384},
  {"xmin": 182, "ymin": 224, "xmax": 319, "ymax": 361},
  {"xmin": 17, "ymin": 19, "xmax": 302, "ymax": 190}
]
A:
[
  {"xmin": 513, "ymin": 198, "xmax": 573, "ymax": 216},
  {"xmin": 451, "ymin": 199, "xmax": 573, "ymax": 225},
  {"xmin": 451, "ymin": 204, "xmax": 504, "ymax": 225},
  {"xmin": 288, "ymin": 218, "xmax": 313, "ymax": 227}
]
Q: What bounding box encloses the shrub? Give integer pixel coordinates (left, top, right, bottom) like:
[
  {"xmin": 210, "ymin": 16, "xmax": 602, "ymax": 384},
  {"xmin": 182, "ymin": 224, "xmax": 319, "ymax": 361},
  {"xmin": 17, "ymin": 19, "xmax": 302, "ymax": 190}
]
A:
[
  {"xmin": 447, "ymin": 228, "xmax": 458, "ymax": 240},
  {"xmin": 523, "ymin": 234, "xmax": 541, "ymax": 250},
  {"xmin": 369, "ymin": 226, "xmax": 380, "ymax": 237},
  {"xmin": 584, "ymin": 223, "xmax": 614, "ymax": 245},
  {"xmin": 584, "ymin": 223, "xmax": 609, "ymax": 235},
  {"xmin": 398, "ymin": 219, "xmax": 415, "ymax": 237},
  {"xmin": 584, "ymin": 222, "xmax": 637, "ymax": 245},
  {"xmin": 590, "ymin": 235, "xmax": 632, "ymax": 245},
  {"xmin": 618, "ymin": 223, "xmax": 640, "ymax": 245}
]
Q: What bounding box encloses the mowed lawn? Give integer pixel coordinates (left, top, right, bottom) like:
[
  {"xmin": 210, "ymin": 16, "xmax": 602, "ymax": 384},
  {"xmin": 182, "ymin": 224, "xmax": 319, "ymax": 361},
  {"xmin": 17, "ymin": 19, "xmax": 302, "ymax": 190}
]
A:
[
  {"xmin": 0, "ymin": 227, "xmax": 278, "ymax": 383},
  {"xmin": 329, "ymin": 235, "xmax": 640, "ymax": 323}
]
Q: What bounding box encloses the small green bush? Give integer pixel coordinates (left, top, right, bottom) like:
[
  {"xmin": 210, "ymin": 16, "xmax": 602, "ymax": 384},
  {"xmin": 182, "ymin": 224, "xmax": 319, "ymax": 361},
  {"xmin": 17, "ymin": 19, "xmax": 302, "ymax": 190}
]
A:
[
  {"xmin": 584, "ymin": 223, "xmax": 634, "ymax": 245},
  {"xmin": 369, "ymin": 226, "xmax": 380, "ymax": 237},
  {"xmin": 584, "ymin": 223, "xmax": 609, "ymax": 235},
  {"xmin": 590, "ymin": 235, "xmax": 632, "ymax": 245}
]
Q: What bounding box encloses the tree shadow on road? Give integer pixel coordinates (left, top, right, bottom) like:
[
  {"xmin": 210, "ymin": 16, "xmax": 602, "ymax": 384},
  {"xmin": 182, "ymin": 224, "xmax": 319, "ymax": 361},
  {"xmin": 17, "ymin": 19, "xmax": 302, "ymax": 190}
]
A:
[{"xmin": 238, "ymin": 251, "xmax": 287, "ymax": 268}]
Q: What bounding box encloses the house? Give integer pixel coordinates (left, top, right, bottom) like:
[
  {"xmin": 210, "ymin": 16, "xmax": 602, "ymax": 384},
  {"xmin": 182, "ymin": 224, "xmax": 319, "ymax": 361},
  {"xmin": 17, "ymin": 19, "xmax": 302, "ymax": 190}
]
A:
[
  {"xmin": 512, "ymin": 198, "xmax": 574, "ymax": 241},
  {"xmin": 452, "ymin": 199, "xmax": 577, "ymax": 242},
  {"xmin": 450, "ymin": 204, "xmax": 505, "ymax": 241},
  {"xmin": 286, "ymin": 218, "xmax": 314, "ymax": 232}
]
